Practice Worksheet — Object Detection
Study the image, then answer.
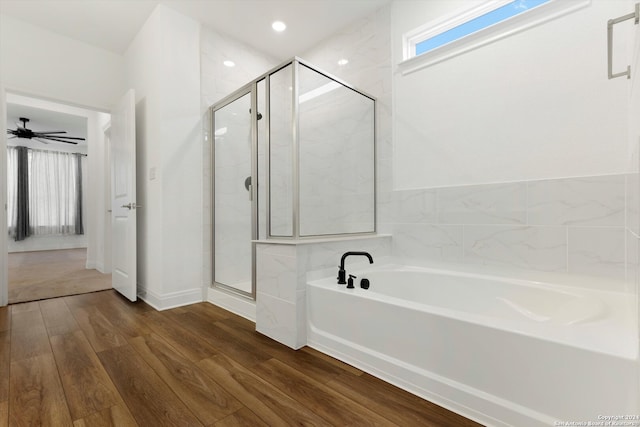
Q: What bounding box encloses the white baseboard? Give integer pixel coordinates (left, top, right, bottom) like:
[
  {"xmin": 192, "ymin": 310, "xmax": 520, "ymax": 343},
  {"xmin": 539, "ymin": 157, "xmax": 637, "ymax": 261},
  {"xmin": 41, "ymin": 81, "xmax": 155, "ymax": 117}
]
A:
[
  {"xmin": 86, "ymin": 260, "xmax": 106, "ymax": 272},
  {"xmin": 207, "ymin": 286, "xmax": 256, "ymax": 322},
  {"xmin": 137, "ymin": 285, "xmax": 203, "ymax": 311},
  {"xmin": 8, "ymin": 236, "xmax": 87, "ymax": 253}
]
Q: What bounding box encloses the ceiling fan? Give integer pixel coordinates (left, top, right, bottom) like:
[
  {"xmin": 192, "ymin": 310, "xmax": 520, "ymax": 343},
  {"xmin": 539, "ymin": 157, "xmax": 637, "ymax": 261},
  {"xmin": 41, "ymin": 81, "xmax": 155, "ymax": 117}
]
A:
[{"xmin": 6, "ymin": 117, "xmax": 85, "ymax": 145}]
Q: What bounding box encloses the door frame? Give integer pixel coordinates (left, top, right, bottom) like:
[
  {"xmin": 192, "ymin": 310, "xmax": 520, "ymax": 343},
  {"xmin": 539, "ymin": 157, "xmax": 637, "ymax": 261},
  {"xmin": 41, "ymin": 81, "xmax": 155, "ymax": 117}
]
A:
[
  {"xmin": 0, "ymin": 88, "xmax": 113, "ymax": 306},
  {"xmin": 0, "ymin": 85, "xmax": 7, "ymax": 306},
  {"xmin": 210, "ymin": 82, "xmax": 258, "ymax": 300},
  {"xmin": 102, "ymin": 121, "xmax": 112, "ymax": 274}
]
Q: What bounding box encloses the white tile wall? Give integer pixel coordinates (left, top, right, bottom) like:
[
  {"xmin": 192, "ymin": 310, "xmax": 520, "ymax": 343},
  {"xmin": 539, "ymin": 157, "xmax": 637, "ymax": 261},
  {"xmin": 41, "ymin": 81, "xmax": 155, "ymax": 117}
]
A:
[
  {"xmin": 627, "ymin": 173, "xmax": 640, "ymax": 236},
  {"xmin": 437, "ymin": 182, "xmax": 526, "ymax": 225},
  {"xmin": 464, "ymin": 225, "xmax": 567, "ymax": 272},
  {"xmin": 626, "ymin": 230, "xmax": 638, "ymax": 294},
  {"xmin": 256, "ymin": 292, "xmax": 299, "ymax": 348},
  {"xmin": 386, "ymin": 174, "xmax": 631, "ymax": 281},
  {"xmin": 391, "ymin": 189, "xmax": 437, "ymax": 223},
  {"xmin": 527, "ymin": 175, "xmax": 625, "ymax": 226},
  {"xmin": 567, "ymin": 227, "xmax": 626, "ymax": 279},
  {"xmin": 256, "ymin": 244, "xmax": 297, "ymax": 302},
  {"xmin": 392, "ymin": 223, "xmax": 463, "ymax": 260}
]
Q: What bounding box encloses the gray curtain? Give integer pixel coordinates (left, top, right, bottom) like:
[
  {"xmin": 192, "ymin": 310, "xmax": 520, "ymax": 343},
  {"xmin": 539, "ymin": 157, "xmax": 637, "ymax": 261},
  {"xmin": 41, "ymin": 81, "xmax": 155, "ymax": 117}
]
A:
[
  {"xmin": 74, "ymin": 153, "xmax": 84, "ymax": 235},
  {"xmin": 15, "ymin": 146, "xmax": 30, "ymax": 241}
]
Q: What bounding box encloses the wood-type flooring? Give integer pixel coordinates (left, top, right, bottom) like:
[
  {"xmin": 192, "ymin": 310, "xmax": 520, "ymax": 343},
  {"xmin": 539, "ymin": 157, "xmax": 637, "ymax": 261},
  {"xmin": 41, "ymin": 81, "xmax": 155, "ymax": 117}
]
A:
[
  {"xmin": 1, "ymin": 289, "xmax": 483, "ymax": 426},
  {"xmin": 8, "ymin": 249, "xmax": 112, "ymax": 304}
]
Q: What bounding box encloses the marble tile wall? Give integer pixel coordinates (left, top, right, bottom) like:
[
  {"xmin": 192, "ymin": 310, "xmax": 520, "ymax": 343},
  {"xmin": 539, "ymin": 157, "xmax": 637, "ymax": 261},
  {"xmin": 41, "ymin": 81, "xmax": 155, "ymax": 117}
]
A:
[
  {"xmin": 381, "ymin": 174, "xmax": 631, "ymax": 282},
  {"xmin": 626, "ymin": 172, "xmax": 639, "ymax": 298}
]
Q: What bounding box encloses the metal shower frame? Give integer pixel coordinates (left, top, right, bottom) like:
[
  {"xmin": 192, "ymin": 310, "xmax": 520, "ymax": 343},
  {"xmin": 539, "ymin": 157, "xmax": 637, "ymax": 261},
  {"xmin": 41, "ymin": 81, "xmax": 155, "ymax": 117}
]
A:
[{"xmin": 210, "ymin": 57, "xmax": 377, "ymax": 300}]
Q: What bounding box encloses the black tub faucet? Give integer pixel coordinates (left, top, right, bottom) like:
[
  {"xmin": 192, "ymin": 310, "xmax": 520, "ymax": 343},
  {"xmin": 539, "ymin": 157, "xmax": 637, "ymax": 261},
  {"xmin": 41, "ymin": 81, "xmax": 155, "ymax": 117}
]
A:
[{"xmin": 337, "ymin": 251, "xmax": 374, "ymax": 284}]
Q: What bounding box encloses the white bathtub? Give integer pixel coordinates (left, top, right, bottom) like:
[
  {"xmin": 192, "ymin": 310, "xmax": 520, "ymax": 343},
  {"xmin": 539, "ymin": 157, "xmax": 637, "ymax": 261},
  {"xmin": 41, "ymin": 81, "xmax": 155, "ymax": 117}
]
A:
[{"xmin": 307, "ymin": 264, "xmax": 639, "ymax": 427}]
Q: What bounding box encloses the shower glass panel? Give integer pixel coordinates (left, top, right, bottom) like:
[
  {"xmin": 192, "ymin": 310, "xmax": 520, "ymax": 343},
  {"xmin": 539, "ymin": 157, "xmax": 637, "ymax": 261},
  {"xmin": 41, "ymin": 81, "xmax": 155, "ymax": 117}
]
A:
[
  {"xmin": 213, "ymin": 91, "xmax": 254, "ymax": 295},
  {"xmin": 298, "ymin": 64, "xmax": 375, "ymax": 236},
  {"xmin": 269, "ymin": 65, "xmax": 294, "ymax": 237}
]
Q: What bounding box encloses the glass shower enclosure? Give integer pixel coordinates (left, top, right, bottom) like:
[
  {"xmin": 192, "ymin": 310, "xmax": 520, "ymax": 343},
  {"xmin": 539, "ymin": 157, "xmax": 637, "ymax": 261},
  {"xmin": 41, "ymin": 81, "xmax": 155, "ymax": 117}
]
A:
[{"xmin": 211, "ymin": 58, "xmax": 376, "ymax": 299}]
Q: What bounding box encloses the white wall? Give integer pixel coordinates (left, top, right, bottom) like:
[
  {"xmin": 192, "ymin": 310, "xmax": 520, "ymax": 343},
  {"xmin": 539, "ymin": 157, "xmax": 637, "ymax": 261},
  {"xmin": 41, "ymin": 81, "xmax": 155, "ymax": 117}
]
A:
[
  {"xmin": 125, "ymin": 5, "xmax": 163, "ymax": 303},
  {"xmin": 125, "ymin": 5, "xmax": 203, "ymax": 309},
  {"xmin": 0, "ymin": 14, "xmax": 124, "ymax": 112},
  {"xmin": 392, "ymin": 1, "xmax": 631, "ymax": 189}
]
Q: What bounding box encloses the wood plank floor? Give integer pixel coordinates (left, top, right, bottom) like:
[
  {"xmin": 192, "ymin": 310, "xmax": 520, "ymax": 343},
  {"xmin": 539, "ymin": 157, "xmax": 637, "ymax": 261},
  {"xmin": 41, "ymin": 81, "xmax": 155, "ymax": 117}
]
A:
[
  {"xmin": 2, "ymin": 290, "xmax": 484, "ymax": 426},
  {"xmin": 8, "ymin": 249, "xmax": 112, "ymax": 304}
]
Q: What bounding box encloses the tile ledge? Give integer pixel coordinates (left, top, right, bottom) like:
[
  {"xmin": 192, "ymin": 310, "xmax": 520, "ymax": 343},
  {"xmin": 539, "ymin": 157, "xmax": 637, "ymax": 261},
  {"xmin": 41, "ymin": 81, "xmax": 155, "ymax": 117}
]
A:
[{"xmin": 253, "ymin": 234, "xmax": 391, "ymax": 245}]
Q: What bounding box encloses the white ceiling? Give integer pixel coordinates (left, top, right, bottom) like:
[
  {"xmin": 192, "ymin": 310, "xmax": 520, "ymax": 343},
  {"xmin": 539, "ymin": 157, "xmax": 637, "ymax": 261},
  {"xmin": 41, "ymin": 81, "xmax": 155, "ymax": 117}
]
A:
[
  {"xmin": 0, "ymin": 0, "xmax": 389, "ymax": 146},
  {"xmin": 0, "ymin": 0, "xmax": 390, "ymax": 60}
]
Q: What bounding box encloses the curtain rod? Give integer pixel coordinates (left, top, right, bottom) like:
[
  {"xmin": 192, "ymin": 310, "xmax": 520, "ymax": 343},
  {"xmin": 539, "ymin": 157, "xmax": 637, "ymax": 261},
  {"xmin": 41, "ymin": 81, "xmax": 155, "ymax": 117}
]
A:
[{"xmin": 8, "ymin": 145, "xmax": 87, "ymax": 157}]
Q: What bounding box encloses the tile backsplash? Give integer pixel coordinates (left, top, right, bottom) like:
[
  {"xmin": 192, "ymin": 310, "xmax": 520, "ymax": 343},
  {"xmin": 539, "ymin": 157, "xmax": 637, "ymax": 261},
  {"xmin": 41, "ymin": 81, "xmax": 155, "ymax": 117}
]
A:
[{"xmin": 381, "ymin": 173, "xmax": 634, "ymax": 281}]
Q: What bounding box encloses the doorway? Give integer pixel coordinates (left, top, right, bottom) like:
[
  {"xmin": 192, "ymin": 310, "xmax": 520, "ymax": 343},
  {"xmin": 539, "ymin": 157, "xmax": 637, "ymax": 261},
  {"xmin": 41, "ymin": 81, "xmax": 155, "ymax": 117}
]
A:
[{"xmin": 5, "ymin": 92, "xmax": 112, "ymax": 304}]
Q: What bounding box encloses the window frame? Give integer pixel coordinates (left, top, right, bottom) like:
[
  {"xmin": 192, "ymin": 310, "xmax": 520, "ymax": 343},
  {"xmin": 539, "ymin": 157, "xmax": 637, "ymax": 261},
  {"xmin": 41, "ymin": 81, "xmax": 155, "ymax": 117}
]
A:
[{"xmin": 399, "ymin": 0, "xmax": 591, "ymax": 75}]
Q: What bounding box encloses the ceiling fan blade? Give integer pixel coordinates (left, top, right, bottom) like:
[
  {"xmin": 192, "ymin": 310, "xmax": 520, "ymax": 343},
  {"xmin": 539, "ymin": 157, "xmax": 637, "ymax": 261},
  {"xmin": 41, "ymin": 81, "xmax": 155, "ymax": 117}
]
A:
[
  {"xmin": 34, "ymin": 131, "xmax": 68, "ymax": 135},
  {"xmin": 33, "ymin": 133, "xmax": 85, "ymax": 141},
  {"xmin": 8, "ymin": 135, "xmax": 17, "ymax": 139},
  {"xmin": 39, "ymin": 136, "xmax": 78, "ymax": 145},
  {"xmin": 34, "ymin": 138, "xmax": 50, "ymax": 144}
]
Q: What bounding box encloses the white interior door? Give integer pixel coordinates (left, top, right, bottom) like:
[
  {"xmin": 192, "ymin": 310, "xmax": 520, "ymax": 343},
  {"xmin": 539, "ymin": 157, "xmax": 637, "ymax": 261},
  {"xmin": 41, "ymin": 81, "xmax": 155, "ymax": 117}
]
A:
[{"xmin": 110, "ymin": 89, "xmax": 137, "ymax": 301}]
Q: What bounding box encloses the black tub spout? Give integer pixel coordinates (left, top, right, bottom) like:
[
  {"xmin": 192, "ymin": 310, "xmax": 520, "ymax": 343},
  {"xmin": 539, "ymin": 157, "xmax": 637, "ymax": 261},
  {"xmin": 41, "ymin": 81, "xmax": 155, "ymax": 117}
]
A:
[{"xmin": 337, "ymin": 251, "xmax": 374, "ymax": 284}]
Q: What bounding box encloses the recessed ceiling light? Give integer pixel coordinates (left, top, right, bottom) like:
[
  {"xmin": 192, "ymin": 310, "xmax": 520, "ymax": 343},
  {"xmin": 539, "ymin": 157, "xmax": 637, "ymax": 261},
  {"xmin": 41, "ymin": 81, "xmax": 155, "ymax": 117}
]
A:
[
  {"xmin": 338, "ymin": 58, "xmax": 349, "ymax": 66},
  {"xmin": 223, "ymin": 60, "xmax": 235, "ymax": 67},
  {"xmin": 272, "ymin": 21, "xmax": 286, "ymax": 32}
]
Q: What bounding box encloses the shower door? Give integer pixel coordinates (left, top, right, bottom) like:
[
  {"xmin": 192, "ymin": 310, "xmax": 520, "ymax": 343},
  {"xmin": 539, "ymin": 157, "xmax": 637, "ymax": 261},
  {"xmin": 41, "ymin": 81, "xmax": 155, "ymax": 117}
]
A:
[{"xmin": 212, "ymin": 88, "xmax": 257, "ymax": 298}]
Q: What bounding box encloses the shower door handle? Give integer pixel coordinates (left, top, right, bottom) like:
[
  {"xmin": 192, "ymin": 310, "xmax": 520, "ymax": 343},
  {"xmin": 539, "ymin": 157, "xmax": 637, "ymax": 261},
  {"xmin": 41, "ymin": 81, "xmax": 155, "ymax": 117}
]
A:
[{"xmin": 607, "ymin": 3, "xmax": 639, "ymax": 80}]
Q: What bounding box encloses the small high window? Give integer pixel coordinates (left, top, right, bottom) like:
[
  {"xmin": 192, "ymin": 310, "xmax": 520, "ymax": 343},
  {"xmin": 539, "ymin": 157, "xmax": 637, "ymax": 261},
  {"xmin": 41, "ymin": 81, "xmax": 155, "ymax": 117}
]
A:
[
  {"xmin": 414, "ymin": 0, "xmax": 549, "ymax": 56},
  {"xmin": 401, "ymin": 0, "xmax": 590, "ymax": 73}
]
